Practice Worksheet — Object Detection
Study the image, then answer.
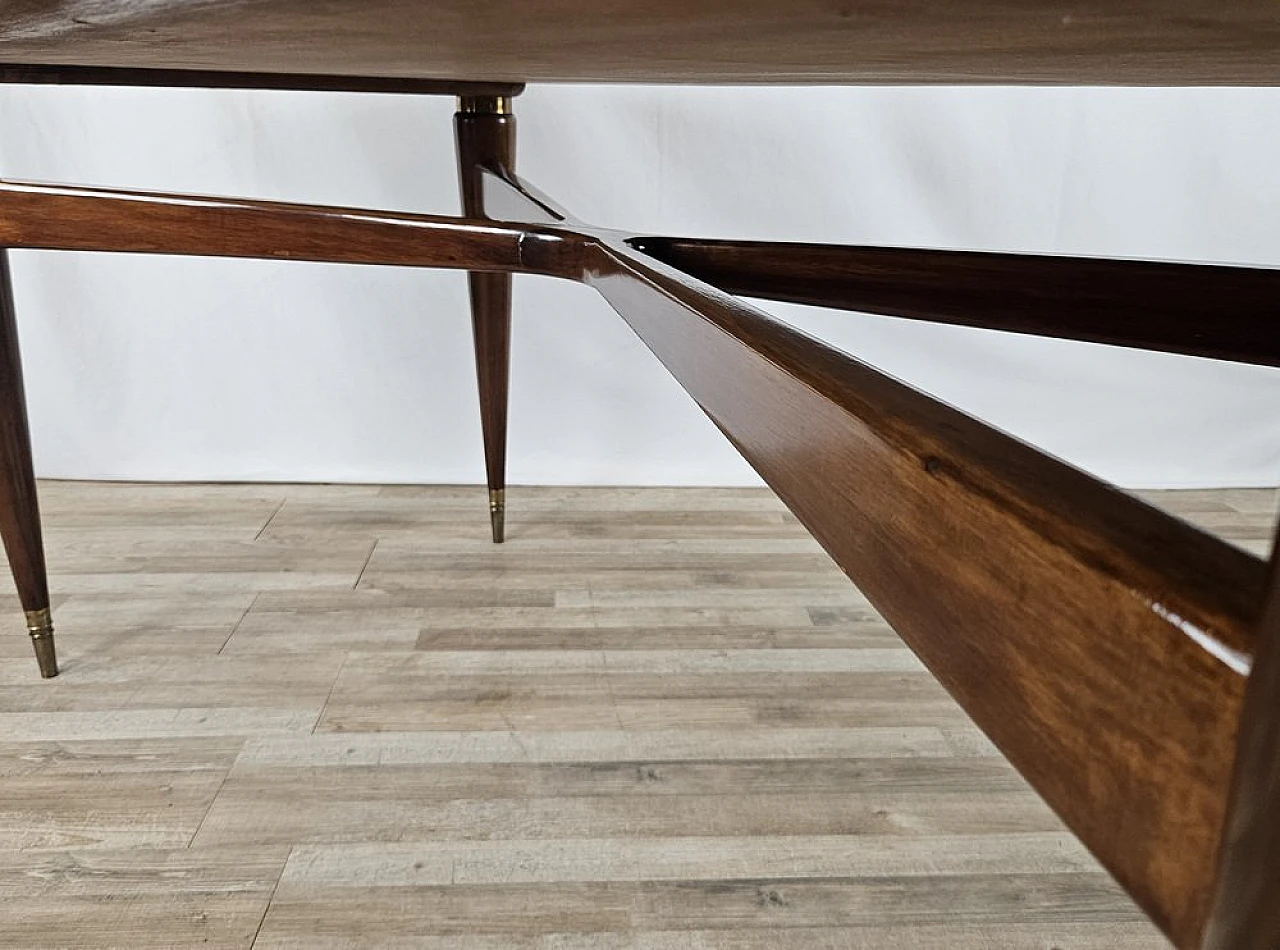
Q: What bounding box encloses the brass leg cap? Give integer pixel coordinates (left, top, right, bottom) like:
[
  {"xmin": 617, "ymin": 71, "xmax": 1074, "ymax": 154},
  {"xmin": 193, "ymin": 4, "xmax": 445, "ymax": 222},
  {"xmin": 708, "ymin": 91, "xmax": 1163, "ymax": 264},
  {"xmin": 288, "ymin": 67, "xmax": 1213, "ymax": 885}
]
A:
[
  {"xmin": 26, "ymin": 608, "xmax": 58, "ymax": 679},
  {"xmin": 32, "ymin": 634, "xmax": 58, "ymax": 679},
  {"xmin": 489, "ymin": 489, "xmax": 506, "ymax": 544}
]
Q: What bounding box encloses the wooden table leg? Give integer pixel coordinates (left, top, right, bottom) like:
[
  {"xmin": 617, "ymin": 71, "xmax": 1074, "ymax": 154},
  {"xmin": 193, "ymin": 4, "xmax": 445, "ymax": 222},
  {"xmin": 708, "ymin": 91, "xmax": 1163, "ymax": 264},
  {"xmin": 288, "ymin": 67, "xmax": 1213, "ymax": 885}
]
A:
[
  {"xmin": 0, "ymin": 250, "xmax": 55, "ymax": 677},
  {"xmin": 455, "ymin": 95, "xmax": 516, "ymax": 543}
]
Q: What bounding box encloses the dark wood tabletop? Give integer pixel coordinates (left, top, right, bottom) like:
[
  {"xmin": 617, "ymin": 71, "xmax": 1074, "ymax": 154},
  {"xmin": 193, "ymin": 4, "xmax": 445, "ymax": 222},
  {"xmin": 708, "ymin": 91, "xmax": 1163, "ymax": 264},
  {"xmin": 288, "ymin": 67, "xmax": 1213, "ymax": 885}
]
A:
[{"xmin": 1, "ymin": 0, "xmax": 1279, "ymax": 85}]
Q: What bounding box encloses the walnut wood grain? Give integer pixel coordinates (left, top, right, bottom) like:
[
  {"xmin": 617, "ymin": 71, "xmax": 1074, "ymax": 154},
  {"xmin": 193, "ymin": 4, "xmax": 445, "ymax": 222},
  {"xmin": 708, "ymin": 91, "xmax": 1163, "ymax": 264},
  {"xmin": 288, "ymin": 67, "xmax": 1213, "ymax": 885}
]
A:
[
  {"xmin": 579, "ymin": 236, "xmax": 1265, "ymax": 949},
  {"xmin": 631, "ymin": 237, "xmax": 1280, "ymax": 367},
  {"xmin": 0, "ymin": 180, "xmax": 575, "ymax": 278},
  {"xmin": 0, "ymin": 1, "xmax": 1278, "ymax": 85},
  {"xmin": 1204, "ymin": 559, "xmax": 1280, "ymax": 950},
  {"xmin": 456, "ymin": 98, "xmax": 518, "ymax": 543}
]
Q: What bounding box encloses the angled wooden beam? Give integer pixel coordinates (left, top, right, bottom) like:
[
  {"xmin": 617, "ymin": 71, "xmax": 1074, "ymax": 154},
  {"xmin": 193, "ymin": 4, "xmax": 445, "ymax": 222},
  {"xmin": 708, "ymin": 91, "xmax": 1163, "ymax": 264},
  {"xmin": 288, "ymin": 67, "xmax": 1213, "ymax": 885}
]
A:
[
  {"xmin": 630, "ymin": 236, "xmax": 1280, "ymax": 366},
  {"xmin": 0, "ymin": 180, "xmax": 576, "ymax": 278},
  {"xmin": 1205, "ymin": 554, "xmax": 1280, "ymax": 950},
  {"xmin": 477, "ymin": 167, "xmax": 570, "ymax": 225},
  {"xmin": 580, "ymin": 236, "xmax": 1266, "ymax": 950}
]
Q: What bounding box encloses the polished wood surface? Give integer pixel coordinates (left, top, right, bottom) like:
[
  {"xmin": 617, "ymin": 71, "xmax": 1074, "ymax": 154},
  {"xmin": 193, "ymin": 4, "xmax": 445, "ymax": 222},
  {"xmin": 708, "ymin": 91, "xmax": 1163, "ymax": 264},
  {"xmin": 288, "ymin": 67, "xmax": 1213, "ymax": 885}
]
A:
[
  {"xmin": 0, "ymin": 250, "xmax": 54, "ymax": 677},
  {"xmin": 633, "ymin": 238, "xmax": 1280, "ymax": 366},
  {"xmin": 480, "ymin": 167, "xmax": 571, "ymax": 226},
  {"xmin": 456, "ymin": 99, "xmax": 517, "ymax": 543},
  {"xmin": 1, "ymin": 1, "xmax": 1278, "ymax": 85},
  {"xmin": 1204, "ymin": 557, "xmax": 1280, "ymax": 949},
  {"xmin": 7, "ymin": 480, "xmax": 1254, "ymax": 948},
  {"xmin": 580, "ymin": 235, "xmax": 1265, "ymax": 949},
  {"xmin": 0, "ymin": 63, "xmax": 523, "ymax": 97},
  {"xmin": 0, "ymin": 180, "xmax": 566, "ymax": 276}
]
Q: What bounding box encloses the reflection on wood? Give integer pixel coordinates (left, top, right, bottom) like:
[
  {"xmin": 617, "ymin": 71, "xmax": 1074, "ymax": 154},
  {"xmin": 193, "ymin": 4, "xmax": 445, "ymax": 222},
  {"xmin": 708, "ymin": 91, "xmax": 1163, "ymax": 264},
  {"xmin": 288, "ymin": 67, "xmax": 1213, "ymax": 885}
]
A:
[
  {"xmin": 0, "ymin": 179, "xmax": 571, "ymax": 276},
  {"xmin": 631, "ymin": 237, "xmax": 1280, "ymax": 366},
  {"xmin": 586, "ymin": 238, "xmax": 1265, "ymax": 949}
]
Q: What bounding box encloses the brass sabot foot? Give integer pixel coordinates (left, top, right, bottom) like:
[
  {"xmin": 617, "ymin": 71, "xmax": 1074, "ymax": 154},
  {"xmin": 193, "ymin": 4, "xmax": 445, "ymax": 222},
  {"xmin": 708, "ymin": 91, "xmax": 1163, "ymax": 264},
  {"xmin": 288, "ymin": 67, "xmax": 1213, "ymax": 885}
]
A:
[
  {"xmin": 26, "ymin": 607, "xmax": 58, "ymax": 678},
  {"xmin": 489, "ymin": 489, "xmax": 506, "ymax": 544}
]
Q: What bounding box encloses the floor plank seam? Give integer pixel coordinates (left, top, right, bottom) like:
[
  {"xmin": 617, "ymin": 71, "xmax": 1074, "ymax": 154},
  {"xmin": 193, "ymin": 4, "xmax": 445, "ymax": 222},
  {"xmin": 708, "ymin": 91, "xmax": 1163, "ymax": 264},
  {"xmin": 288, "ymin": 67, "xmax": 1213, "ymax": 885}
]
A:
[
  {"xmin": 253, "ymin": 497, "xmax": 288, "ymax": 541},
  {"xmin": 311, "ymin": 651, "xmax": 351, "ymax": 736},
  {"xmin": 186, "ymin": 757, "xmax": 237, "ymax": 849},
  {"xmin": 218, "ymin": 593, "xmax": 261, "ymax": 655},
  {"xmin": 352, "ymin": 539, "xmax": 378, "ymax": 591},
  {"xmin": 247, "ymin": 845, "xmax": 291, "ymax": 950}
]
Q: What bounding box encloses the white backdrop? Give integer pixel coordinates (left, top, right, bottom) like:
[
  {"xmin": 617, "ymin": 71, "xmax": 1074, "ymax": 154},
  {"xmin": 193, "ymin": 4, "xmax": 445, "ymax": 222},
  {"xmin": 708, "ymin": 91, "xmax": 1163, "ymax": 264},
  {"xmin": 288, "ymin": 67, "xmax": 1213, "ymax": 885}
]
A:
[{"xmin": 1, "ymin": 84, "xmax": 1278, "ymax": 488}]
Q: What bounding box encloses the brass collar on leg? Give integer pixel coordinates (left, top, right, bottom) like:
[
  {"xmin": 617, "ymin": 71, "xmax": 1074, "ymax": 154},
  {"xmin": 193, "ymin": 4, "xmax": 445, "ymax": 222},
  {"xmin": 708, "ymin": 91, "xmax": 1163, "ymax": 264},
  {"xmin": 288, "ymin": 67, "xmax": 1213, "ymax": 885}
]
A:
[
  {"xmin": 25, "ymin": 608, "xmax": 58, "ymax": 678},
  {"xmin": 489, "ymin": 488, "xmax": 506, "ymax": 544},
  {"xmin": 25, "ymin": 607, "xmax": 52, "ymax": 637},
  {"xmin": 457, "ymin": 95, "xmax": 512, "ymax": 116}
]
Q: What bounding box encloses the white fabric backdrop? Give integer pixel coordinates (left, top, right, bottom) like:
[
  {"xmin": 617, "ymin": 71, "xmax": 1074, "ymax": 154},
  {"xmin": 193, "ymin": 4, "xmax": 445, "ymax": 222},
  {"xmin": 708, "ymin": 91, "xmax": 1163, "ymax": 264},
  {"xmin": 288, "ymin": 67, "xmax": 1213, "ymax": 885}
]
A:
[{"xmin": 1, "ymin": 84, "xmax": 1278, "ymax": 488}]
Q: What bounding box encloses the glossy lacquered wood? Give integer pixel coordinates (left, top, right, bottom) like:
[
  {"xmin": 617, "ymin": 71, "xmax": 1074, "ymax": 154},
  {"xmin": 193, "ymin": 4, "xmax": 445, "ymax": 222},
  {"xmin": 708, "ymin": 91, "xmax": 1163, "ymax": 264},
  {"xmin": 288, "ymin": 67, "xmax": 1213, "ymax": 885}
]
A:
[
  {"xmin": 1205, "ymin": 561, "xmax": 1280, "ymax": 950},
  {"xmin": 633, "ymin": 238, "xmax": 1280, "ymax": 366},
  {"xmin": 0, "ymin": 180, "xmax": 574, "ymax": 278},
  {"xmin": 479, "ymin": 168, "xmax": 570, "ymax": 226},
  {"xmin": 456, "ymin": 100, "xmax": 517, "ymax": 543},
  {"xmin": 577, "ymin": 236, "xmax": 1266, "ymax": 950},
  {"xmin": 0, "ymin": 250, "xmax": 54, "ymax": 677},
  {"xmin": 0, "ymin": 63, "xmax": 523, "ymax": 97},
  {"xmin": 1, "ymin": 1, "xmax": 1279, "ymax": 85}
]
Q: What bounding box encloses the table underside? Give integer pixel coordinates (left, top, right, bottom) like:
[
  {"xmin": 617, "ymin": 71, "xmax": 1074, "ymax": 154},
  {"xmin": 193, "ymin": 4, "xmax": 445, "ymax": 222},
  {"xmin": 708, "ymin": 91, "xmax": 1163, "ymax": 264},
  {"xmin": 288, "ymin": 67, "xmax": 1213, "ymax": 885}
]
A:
[
  {"xmin": 1, "ymin": 0, "xmax": 1279, "ymax": 85},
  {"xmin": 0, "ymin": 24, "xmax": 1277, "ymax": 947}
]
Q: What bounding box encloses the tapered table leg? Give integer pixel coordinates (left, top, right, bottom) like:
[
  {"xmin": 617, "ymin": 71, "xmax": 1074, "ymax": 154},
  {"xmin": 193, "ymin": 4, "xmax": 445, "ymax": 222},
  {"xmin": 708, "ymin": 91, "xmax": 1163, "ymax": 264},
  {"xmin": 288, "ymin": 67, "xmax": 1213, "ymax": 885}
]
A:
[
  {"xmin": 455, "ymin": 95, "xmax": 515, "ymax": 543},
  {"xmin": 0, "ymin": 251, "xmax": 55, "ymax": 677}
]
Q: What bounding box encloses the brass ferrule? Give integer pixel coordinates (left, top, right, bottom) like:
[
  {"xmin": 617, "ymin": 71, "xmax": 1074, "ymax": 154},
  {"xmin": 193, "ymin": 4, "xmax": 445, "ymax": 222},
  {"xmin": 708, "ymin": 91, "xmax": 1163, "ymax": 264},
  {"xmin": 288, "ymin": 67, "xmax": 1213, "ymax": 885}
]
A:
[
  {"xmin": 25, "ymin": 608, "xmax": 57, "ymax": 678},
  {"xmin": 488, "ymin": 489, "xmax": 506, "ymax": 544},
  {"xmin": 25, "ymin": 607, "xmax": 53, "ymax": 638},
  {"xmin": 457, "ymin": 96, "xmax": 512, "ymax": 116}
]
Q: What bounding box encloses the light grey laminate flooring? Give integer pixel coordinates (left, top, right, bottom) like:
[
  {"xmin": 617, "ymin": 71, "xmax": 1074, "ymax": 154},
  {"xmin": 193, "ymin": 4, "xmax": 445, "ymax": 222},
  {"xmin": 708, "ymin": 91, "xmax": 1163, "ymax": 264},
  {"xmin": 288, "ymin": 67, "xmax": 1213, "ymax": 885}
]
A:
[{"xmin": 1, "ymin": 482, "xmax": 1272, "ymax": 949}]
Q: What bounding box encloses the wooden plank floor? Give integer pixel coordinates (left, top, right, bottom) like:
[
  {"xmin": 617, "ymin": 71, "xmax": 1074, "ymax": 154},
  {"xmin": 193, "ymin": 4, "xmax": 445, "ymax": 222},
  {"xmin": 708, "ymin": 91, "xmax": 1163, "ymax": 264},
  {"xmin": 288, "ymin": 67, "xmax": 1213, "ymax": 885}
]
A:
[{"xmin": 0, "ymin": 481, "xmax": 1272, "ymax": 949}]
